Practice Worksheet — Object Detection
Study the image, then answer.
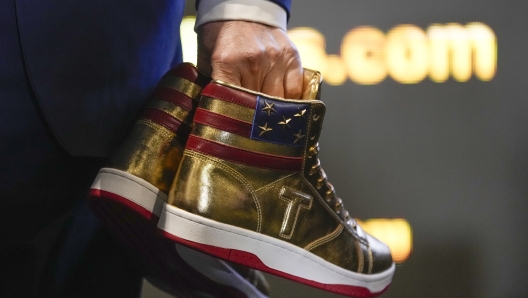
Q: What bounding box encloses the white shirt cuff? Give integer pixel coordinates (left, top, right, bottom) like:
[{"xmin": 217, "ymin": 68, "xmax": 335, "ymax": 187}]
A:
[{"xmin": 195, "ymin": 0, "xmax": 287, "ymax": 31}]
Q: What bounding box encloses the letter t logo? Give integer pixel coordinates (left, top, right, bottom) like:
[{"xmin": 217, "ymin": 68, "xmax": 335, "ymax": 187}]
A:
[{"xmin": 279, "ymin": 186, "xmax": 313, "ymax": 239}]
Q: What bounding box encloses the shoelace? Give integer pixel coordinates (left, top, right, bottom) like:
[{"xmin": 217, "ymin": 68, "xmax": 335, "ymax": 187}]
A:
[{"xmin": 307, "ymin": 142, "xmax": 357, "ymax": 230}]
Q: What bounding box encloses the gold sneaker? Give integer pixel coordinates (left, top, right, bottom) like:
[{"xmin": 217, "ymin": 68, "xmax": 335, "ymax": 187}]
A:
[
  {"xmin": 88, "ymin": 63, "xmax": 271, "ymax": 298},
  {"xmin": 158, "ymin": 73, "xmax": 395, "ymax": 297},
  {"xmin": 89, "ymin": 62, "xmax": 208, "ymax": 222}
]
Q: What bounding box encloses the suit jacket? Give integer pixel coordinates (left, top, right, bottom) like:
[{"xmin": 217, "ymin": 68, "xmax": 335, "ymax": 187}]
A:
[{"xmin": 14, "ymin": 0, "xmax": 291, "ymax": 157}]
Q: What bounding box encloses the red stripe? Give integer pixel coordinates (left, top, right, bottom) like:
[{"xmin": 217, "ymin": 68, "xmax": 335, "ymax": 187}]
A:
[
  {"xmin": 152, "ymin": 87, "xmax": 195, "ymax": 112},
  {"xmin": 164, "ymin": 63, "xmax": 210, "ymax": 87},
  {"xmin": 88, "ymin": 189, "xmax": 155, "ymax": 221},
  {"xmin": 141, "ymin": 108, "xmax": 191, "ymax": 136},
  {"xmin": 186, "ymin": 135, "xmax": 302, "ymax": 171},
  {"xmin": 160, "ymin": 232, "xmax": 386, "ymax": 298},
  {"xmin": 201, "ymin": 83, "xmax": 257, "ymax": 108},
  {"xmin": 193, "ymin": 108, "xmax": 252, "ymax": 137}
]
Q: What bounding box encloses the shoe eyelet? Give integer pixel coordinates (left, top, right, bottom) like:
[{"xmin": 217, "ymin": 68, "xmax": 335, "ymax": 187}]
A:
[
  {"xmin": 309, "ymin": 160, "xmax": 320, "ymax": 175},
  {"xmin": 308, "ymin": 147, "xmax": 317, "ymax": 158},
  {"xmin": 309, "ymin": 167, "xmax": 317, "ymax": 176},
  {"xmin": 316, "ymin": 178, "xmax": 324, "ymax": 189},
  {"xmin": 325, "ymin": 190, "xmax": 333, "ymax": 203},
  {"xmin": 317, "ymin": 170, "xmax": 327, "ymax": 189},
  {"xmin": 335, "ymin": 198, "xmax": 343, "ymax": 212}
]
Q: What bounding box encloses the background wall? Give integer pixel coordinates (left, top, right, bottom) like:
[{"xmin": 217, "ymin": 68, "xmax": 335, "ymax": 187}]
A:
[{"xmin": 144, "ymin": 1, "xmax": 528, "ymax": 297}]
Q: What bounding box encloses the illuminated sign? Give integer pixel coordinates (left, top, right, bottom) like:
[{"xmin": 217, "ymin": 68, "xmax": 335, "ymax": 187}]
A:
[
  {"xmin": 357, "ymin": 218, "xmax": 412, "ymax": 263},
  {"xmin": 181, "ymin": 17, "xmax": 496, "ymax": 85},
  {"xmin": 289, "ymin": 23, "xmax": 497, "ymax": 85}
]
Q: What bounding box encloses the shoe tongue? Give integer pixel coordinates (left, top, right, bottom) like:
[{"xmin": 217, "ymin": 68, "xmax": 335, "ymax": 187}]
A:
[{"xmin": 301, "ymin": 68, "xmax": 322, "ymax": 100}]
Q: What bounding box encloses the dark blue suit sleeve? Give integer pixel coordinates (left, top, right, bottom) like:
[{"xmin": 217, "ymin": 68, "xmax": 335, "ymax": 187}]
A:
[
  {"xmin": 268, "ymin": 0, "xmax": 291, "ymax": 19},
  {"xmin": 195, "ymin": 0, "xmax": 292, "ymax": 20}
]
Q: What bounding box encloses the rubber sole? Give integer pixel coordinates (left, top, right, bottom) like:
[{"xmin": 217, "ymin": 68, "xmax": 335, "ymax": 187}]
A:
[
  {"xmin": 89, "ymin": 168, "xmax": 165, "ymax": 220},
  {"xmin": 158, "ymin": 203, "xmax": 395, "ymax": 298},
  {"xmin": 87, "ymin": 168, "xmax": 268, "ymax": 298}
]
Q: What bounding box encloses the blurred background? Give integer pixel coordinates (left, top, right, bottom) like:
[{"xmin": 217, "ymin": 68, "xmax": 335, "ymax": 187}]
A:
[{"xmin": 144, "ymin": 0, "xmax": 528, "ymax": 297}]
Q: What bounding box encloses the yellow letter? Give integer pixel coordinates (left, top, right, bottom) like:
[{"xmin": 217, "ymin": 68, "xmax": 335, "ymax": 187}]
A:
[
  {"xmin": 288, "ymin": 28, "xmax": 329, "ymax": 78},
  {"xmin": 445, "ymin": 23, "xmax": 472, "ymax": 82},
  {"xmin": 358, "ymin": 218, "xmax": 413, "ymax": 263},
  {"xmin": 467, "ymin": 22, "xmax": 497, "ymax": 81},
  {"xmin": 427, "ymin": 24, "xmax": 451, "ymax": 83},
  {"xmin": 289, "ymin": 28, "xmax": 347, "ymax": 85},
  {"xmin": 342, "ymin": 26, "xmax": 387, "ymax": 85},
  {"xmin": 386, "ymin": 25, "xmax": 428, "ymax": 84}
]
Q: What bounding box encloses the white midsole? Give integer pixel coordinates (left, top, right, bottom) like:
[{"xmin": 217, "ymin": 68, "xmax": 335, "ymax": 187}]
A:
[
  {"xmin": 90, "ymin": 168, "xmax": 166, "ymax": 217},
  {"xmin": 92, "ymin": 169, "xmax": 267, "ymax": 296},
  {"xmin": 159, "ymin": 204, "xmax": 395, "ymax": 293},
  {"xmin": 175, "ymin": 244, "xmax": 268, "ymax": 298}
]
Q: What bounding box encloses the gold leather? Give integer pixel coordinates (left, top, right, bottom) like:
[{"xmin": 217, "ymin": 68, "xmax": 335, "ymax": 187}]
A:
[
  {"xmin": 108, "ymin": 66, "xmax": 206, "ymax": 195},
  {"xmin": 193, "ymin": 124, "xmax": 304, "ymax": 157},
  {"xmin": 103, "ymin": 63, "xmax": 274, "ymax": 297},
  {"xmin": 168, "ymin": 69, "xmax": 393, "ymax": 275},
  {"xmin": 302, "ymin": 69, "xmax": 323, "ymax": 100},
  {"xmin": 158, "ymin": 76, "xmax": 203, "ymax": 100},
  {"xmin": 109, "ymin": 119, "xmax": 185, "ymax": 194},
  {"xmin": 171, "ymin": 150, "xmax": 262, "ymax": 231},
  {"xmin": 199, "ymin": 97, "xmax": 255, "ymax": 123},
  {"xmin": 145, "ymin": 100, "xmax": 194, "ymax": 126}
]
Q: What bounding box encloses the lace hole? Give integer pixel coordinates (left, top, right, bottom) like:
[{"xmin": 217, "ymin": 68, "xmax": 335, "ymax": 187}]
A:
[
  {"xmin": 316, "ymin": 180, "xmax": 323, "ymax": 189},
  {"xmin": 325, "ymin": 191, "xmax": 333, "ymax": 203},
  {"xmin": 308, "ymin": 147, "xmax": 317, "ymax": 158},
  {"xmin": 335, "ymin": 199, "xmax": 343, "ymax": 212}
]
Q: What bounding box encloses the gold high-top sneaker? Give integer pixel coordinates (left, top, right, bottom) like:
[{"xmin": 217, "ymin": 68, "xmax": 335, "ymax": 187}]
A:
[
  {"xmin": 158, "ymin": 75, "xmax": 395, "ymax": 297},
  {"xmin": 89, "ymin": 62, "xmax": 208, "ymax": 222},
  {"xmin": 88, "ymin": 63, "xmax": 271, "ymax": 298}
]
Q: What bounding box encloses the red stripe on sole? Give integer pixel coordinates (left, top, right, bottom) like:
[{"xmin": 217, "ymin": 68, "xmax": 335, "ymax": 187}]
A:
[
  {"xmin": 88, "ymin": 190, "xmax": 250, "ymax": 298},
  {"xmin": 186, "ymin": 135, "xmax": 302, "ymax": 171},
  {"xmin": 160, "ymin": 230, "xmax": 389, "ymax": 298},
  {"xmin": 88, "ymin": 188, "xmax": 155, "ymax": 221},
  {"xmin": 193, "ymin": 108, "xmax": 252, "ymax": 138},
  {"xmin": 201, "ymin": 83, "xmax": 257, "ymax": 109},
  {"xmin": 141, "ymin": 108, "xmax": 191, "ymax": 136}
]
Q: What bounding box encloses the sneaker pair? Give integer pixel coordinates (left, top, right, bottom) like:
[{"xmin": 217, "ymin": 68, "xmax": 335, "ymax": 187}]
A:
[
  {"xmin": 88, "ymin": 63, "xmax": 268, "ymax": 298},
  {"xmin": 89, "ymin": 63, "xmax": 395, "ymax": 298}
]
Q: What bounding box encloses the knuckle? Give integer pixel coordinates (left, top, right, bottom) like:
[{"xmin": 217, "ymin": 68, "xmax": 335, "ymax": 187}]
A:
[
  {"xmin": 282, "ymin": 44, "xmax": 300, "ymax": 60},
  {"xmin": 211, "ymin": 50, "xmax": 236, "ymax": 65},
  {"xmin": 244, "ymin": 53, "xmax": 261, "ymax": 74},
  {"xmin": 265, "ymin": 45, "xmax": 281, "ymax": 59}
]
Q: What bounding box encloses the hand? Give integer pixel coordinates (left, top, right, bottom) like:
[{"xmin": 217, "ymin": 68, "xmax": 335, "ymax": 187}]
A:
[{"xmin": 197, "ymin": 20, "xmax": 303, "ymax": 99}]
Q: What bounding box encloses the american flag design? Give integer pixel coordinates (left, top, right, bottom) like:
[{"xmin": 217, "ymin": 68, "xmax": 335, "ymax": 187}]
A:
[
  {"xmin": 139, "ymin": 65, "xmax": 208, "ymax": 138},
  {"xmin": 250, "ymin": 95, "xmax": 311, "ymax": 147},
  {"xmin": 188, "ymin": 82, "xmax": 312, "ymax": 171}
]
